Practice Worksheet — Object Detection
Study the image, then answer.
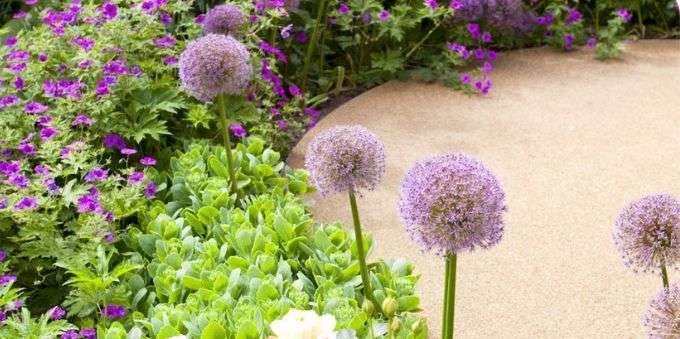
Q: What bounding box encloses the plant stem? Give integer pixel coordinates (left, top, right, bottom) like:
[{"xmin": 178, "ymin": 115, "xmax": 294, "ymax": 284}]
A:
[
  {"xmin": 300, "ymin": 0, "xmax": 328, "ymax": 93},
  {"xmin": 442, "ymin": 256, "xmax": 452, "ymax": 339},
  {"xmin": 348, "ymin": 188, "xmax": 379, "ymax": 312},
  {"xmin": 661, "ymin": 263, "xmax": 669, "ymax": 288},
  {"xmin": 405, "ymin": 20, "xmax": 442, "ymax": 60},
  {"xmin": 442, "ymin": 254, "xmax": 457, "ymax": 339},
  {"xmin": 215, "ymin": 94, "xmax": 238, "ymax": 195}
]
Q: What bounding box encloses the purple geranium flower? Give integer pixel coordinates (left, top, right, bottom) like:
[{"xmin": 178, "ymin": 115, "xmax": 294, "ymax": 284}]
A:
[
  {"xmin": 229, "ymin": 123, "xmax": 247, "ymax": 138},
  {"xmin": 84, "ymin": 168, "xmax": 108, "ymax": 182},
  {"xmin": 379, "ymin": 9, "xmax": 390, "ymax": 22},
  {"xmin": 467, "ymin": 23, "xmax": 481, "ymax": 39},
  {"xmin": 14, "ymin": 196, "xmax": 38, "ymax": 210},
  {"xmin": 101, "ymin": 2, "xmax": 118, "ymax": 20},
  {"xmin": 17, "ymin": 143, "xmax": 36, "ymax": 157},
  {"xmin": 127, "ymin": 171, "xmax": 144, "ymax": 185},
  {"xmin": 72, "ymin": 114, "xmax": 94, "ymax": 126},
  {"xmin": 145, "ymin": 181, "xmax": 157, "ymax": 198},
  {"xmin": 163, "ymin": 56, "xmax": 178, "ymax": 65},
  {"xmin": 120, "ymin": 148, "xmax": 137, "ymax": 156},
  {"xmin": 102, "ymin": 304, "xmax": 127, "ymax": 319},
  {"xmin": 153, "ymin": 35, "xmax": 176, "ymax": 48},
  {"xmin": 617, "ymin": 8, "xmax": 632, "ymax": 23},
  {"xmin": 565, "ymin": 7, "xmax": 582, "ymax": 25},
  {"xmin": 139, "ymin": 156, "xmax": 156, "ymax": 166},
  {"xmin": 24, "ymin": 102, "xmax": 49, "ymax": 114},
  {"xmin": 564, "ymin": 33, "xmax": 575, "ymax": 50},
  {"xmin": 103, "ymin": 133, "xmax": 127, "ymax": 150},
  {"xmin": 338, "ymin": 3, "xmax": 350, "ymax": 14},
  {"xmin": 80, "ymin": 328, "xmax": 96, "ymax": 339},
  {"xmin": 459, "ymin": 72, "xmax": 471, "ymax": 85},
  {"xmin": 0, "ymin": 274, "xmax": 17, "ymax": 286},
  {"xmin": 40, "ymin": 127, "xmax": 58, "ymax": 141},
  {"xmin": 72, "ymin": 36, "xmax": 95, "ymax": 51},
  {"xmin": 49, "ymin": 306, "xmax": 66, "ymax": 320},
  {"xmin": 61, "ymin": 330, "xmax": 79, "ymax": 339}
]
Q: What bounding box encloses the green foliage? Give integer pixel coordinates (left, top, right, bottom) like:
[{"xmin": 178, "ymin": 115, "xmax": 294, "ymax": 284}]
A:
[{"xmin": 595, "ymin": 10, "xmax": 629, "ymax": 59}]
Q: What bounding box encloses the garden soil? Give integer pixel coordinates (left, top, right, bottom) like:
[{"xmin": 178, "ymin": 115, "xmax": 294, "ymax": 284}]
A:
[{"xmin": 288, "ymin": 40, "xmax": 680, "ymax": 338}]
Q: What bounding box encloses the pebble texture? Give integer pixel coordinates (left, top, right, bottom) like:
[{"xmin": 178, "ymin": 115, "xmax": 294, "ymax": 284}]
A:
[{"xmin": 288, "ymin": 40, "xmax": 680, "ymax": 338}]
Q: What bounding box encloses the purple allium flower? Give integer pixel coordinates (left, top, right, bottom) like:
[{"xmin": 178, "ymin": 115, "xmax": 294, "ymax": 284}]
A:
[
  {"xmin": 159, "ymin": 11, "xmax": 172, "ymax": 25},
  {"xmin": 85, "ymin": 168, "xmax": 108, "ymax": 182},
  {"xmin": 338, "ymin": 3, "xmax": 350, "ymax": 14},
  {"xmin": 72, "ymin": 114, "xmax": 94, "ymax": 126},
  {"xmin": 72, "ymin": 36, "xmax": 95, "ymax": 51},
  {"xmin": 163, "ymin": 56, "xmax": 178, "ymax": 65},
  {"xmin": 49, "ymin": 306, "xmax": 66, "ymax": 320},
  {"xmin": 460, "ymin": 72, "xmax": 471, "ymax": 85},
  {"xmin": 305, "ymin": 125, "xmax": 385, "ymax": 195},
  {"xmin": 140, "ymin": 156, "xmax": 156, "ymax": 166},
  {"xmin": 14, "ymin": 196, "xmax": 37, "ymax": 210},
  {"xmin": 481, "ymin": 31, "xmax": 492, "ymax": 43},
  {"xmin": 399, "ymin": 154, "xmax": 506, "ymax": 255},
  {"xmin": 643, "ymin": 283, "xmax": 680, "ymax": 338},
  {"xmin": 203, "ymin": 4, "xmax": 245, "ymax": 36},
  {"xmin": 229, "ymin": 123, "xmax": 247, "ymax": 138},
  {"xmin": 153, "ymin": 35, "xmax": 176, "ymax": 48},
  {"xmin": 17, "ymin": 143, "xmax": 36, "ymax": 157},
  {"xmin": 80, "ymin": 328, "xmax": 96, "ymax": 339},
  {"xmin": 586, "ymin": 37, "xmax": 597, "ymax": 48},
  {"xmin": 565, "ymin": 7, "xmax": 582, "ymax": 25},
  {"xmin": 102, "ymin": 304, "xmax": 127, "ymax": 319},
  {"xmin": 379, "ymin": 9, "xmax": 390, "ymax": 22},
  {"xmin": 179, "ymin": 34, "xmax": 252, "ymax": 102},
  {"xmin": 0, "ymin": 274, "xmax": 17, "ymax": 285},
  {"xmin": 614, "ymin": 195, "xmax": 680, "ymax": 273},
  {"xmin": 103, "ymin": 133, "xmax": 127, "ymax": 150},
  {"xmin": 61, "ymin": 330, "xmax": 79, "ymax": 339},
  {"xmin": 617, "ymin": 8, "xmax": 633, "ymax": 23},
  {"xmin": 127, "ymin": 171, "xmax": 144, "ymax": 185},
  {"xmin": 145, "ymin": 181, "xmax": 157, "ymax": 198},
  {"xmin": 24, "ymin": 102, "xmax": 49, "ymax": 114},
  {"xmin": 564, "ymin": 33, "xmax": 575, "ymax": 50}
]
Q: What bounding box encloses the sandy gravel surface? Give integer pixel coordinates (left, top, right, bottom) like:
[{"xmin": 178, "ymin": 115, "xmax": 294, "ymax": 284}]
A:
[{"xmin": 287, "ymin": 40, "xmax": 680, "ymax": 338}]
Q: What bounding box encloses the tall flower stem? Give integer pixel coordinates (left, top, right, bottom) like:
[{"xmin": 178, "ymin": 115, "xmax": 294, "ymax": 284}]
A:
[
  {"xmin": 216, "ymin": 94, "xmax": 238, "ymax": 195},
  {"xmin": 300, "ymin": 0, "xmax": 327, "ymax": 93},
  {"xmin": 442, "ymin": 254, "xmax": 457, "ymax": 339},
  {"xmin": 661, "ymin": 263, "xmax": 669, "ymax": 288},
  {"xmin": 348, "ymin": 187, "xmax": 379, "ymax": 312},
  {"xmin": 405, "ymin": 19, "xmax": 442, "ymax": 60}
]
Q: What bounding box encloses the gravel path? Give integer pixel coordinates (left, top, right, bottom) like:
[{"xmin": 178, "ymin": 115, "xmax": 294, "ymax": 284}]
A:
[{"xmin": 288, "ymin": 40, "xmax": 680, "ymax": 338}]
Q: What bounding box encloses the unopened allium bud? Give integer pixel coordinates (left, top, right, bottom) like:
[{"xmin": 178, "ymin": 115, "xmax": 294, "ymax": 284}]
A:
[
  {"xmin": 362, "ymin": 299, "xmax": 375, "ymax": 317},
  {"xmin": 390, "ymin": 318, "xmax": 402, "ymax": 332},
  {"xmin": 382, "ymin": 297, "xmax": 398, "ymax": 318}
]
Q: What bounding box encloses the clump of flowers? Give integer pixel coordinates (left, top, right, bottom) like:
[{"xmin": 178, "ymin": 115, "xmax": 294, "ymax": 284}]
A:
[
  {"xmin": 270, "ymin": 309, "xmax": 337, "ymax": 339},
  {"xmin": 594, "ymin": 8, "xmax": 632, "ymax": 59},
  {"xmin": 643, "ymin": 283, "xmax": 680, "ymax": 338},
  {"xmin": 305, "ymin": 125, "xmax": 386, "ymax": 313},
  {"xmin": 398, "ymin": 153, "xmax": 506, "ymax": 338},
  {"xmin": 179, "ymin": 33, "xmax": 252, "ymax": 102},
  {"xmin": 304, "ymin": 125, "xmax": 385, "ymax": 195},
  {"xmin": 203, "ymin": 4, "xmax": 246, "ymax": 36},
  {"xmin": 614, "ymin": 194, "xmax": 680, "ymax": 287}
]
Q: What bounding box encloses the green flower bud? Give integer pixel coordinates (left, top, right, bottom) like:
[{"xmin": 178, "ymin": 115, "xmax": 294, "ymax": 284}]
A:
[
  {"xmin": 390, "ymin": 318, "xmax": 402, "ymax": 333},
  {"xmin": 362, "ymin": 299, "xmax": 375, "ymax": 317},
  {"xmin": 382, "ymin": 297, "xmax": 398, "ymax": 318},
  {"xmin": 411, "ymin": 318, "xmax": 425, "ymax": 333}
]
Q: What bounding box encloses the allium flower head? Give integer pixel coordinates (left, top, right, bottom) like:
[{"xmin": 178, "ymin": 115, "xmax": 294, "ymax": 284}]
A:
[
  {"xmin": 644, "ymin": 283, "xmax": 680, "ymax": 338},
  {"xmin": 399, "ymin": 154, "xmax": 506, "ymax": 255},
  {"xmin": 614, "ymin": 195, "xmax": 680, "ymax": 273},
  {"xmin": 305, "ymin": 125, "xmax": 385, "ymax": 195},
  {"xmin": 203, "ymin": 4, "xmax": 245, "ymax": 36},
  {"xmin": 179, "ymin": 34, "xmax": 251, "ymax": 102}
]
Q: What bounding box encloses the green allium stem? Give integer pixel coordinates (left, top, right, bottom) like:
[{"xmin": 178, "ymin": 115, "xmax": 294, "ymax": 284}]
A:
[
  {"xmin": 442, "ymin": 254, "xmax": 457, "ymax": 339},
  {"xmin": 348, "ymin": 187, "xmax": 380, "ymax": 313},
  {"xmin": 216, "ymin": 94, "xmax": 238, "ymax": 195},
  {"xmin": 661, "ymin": 263, "xmax": 669, "ymax": 288}
]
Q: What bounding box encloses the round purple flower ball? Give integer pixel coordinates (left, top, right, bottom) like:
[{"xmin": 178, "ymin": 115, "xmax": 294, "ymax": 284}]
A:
[
  {"xmin": 179, "ymin": 34, "xmax": 252, "ymax": 102},
  {"xmin": 203, "ymin": 4, "xmax": 246, "ymax": 36},
  {"xmin": 643, "ymin": 283, "xmax": 680, "ymax": 338},
  {"xmin": 399, "ymin": 154, "xmax": 506, "ymax": 255},
  {"xmin": 614, "ymin": 194, "xmax": 680, "ymax": 273},
  {"xmin": 304, "ymin": 125, "xmax": 386, "ymax": 195}
]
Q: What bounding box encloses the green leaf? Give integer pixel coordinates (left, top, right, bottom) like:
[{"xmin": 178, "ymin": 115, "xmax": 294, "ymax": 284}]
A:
[{"xmin": 200, "ymin": 321, "xmax": 228, "ymax": 339}]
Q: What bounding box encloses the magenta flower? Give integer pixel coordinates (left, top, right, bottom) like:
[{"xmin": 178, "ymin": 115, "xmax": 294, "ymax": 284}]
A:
[
  {"xmin": 85, "ymin": 168, "xmax": 108, "ymax": 182},
  {"xmin": 295, "ymin": 31, "xmax": 308, "ymax": 44},
  {"xmin": 102, "ymin": 304, "xmax": 127, "ymax": 319},
  {"xmin": 288, "ymin": 84, "xmax": 302, "ymax": 97},
  {"xmin": 13, "ymin": 10, "xmax": 27, "ymax": 20},
  {"xmin": 0, "ymin": 274, "xmax": 17, "ymax": 286},
  {"xmin": 49, "ymin": 306, "xmax": 66, "ymax": 320},
  {"xmin": 481, "ymin": 31, "xmax": 492, "ymax": 43},
  {"xmin": 459, "ymin": 72, "xmax": 471, "ymax": 85},
  {"xmin": 229, "ymin": 123, "xmax": 247, "ymax": 138},
  {"xmin": 424, "ymin": 0, "xmax": 438, "ymax": 9},
  {"xmin": 466, "ymin": 23, "xmax": 481, "ymax": 39},
  {"xmin": 17, "ymin": 143, "xmax": 36, "ymax": 157},
  {"xmin": 127, "ymin": 171, "xmax": 145, "ymax": 185},
  {"xmin": 475, "ymin": 79, "xmax": 492, "ymax": 95},
  {"xmin": 0, "ymin": 249, "xmax": 5, "ymax": 262},
  {"xmin": 72, "ymin": 36, "xmax": 95, "ymax": 51},
  {"xmin": 120, "ymin": 148, "xmax": 137, "ymax": 156},
  {"xmin": 159, "ymin": 11, "xmax": 172, "ymax": 25},
  {"xmin": 72, "ymin": 115, "xmax": 94, "ymax": 126},
  {"xmin": 379, "ymin": 9, "xmax": 390, "ymax": 22},
  {"xmin": 140, "ymin": 156, "xmax": 156, "ymax": 166},
  {"xmin": 24, "ymin": 102, "xmax": 49, "ymax": 114},
  {"xmin": 450, "ymin": 0, "xmax": 462, "ymax": 9},
  {"xmin": 14, "ymin": 196, "xmax": 38, "ymax": 210},
  {"xmin": 617, "ymin": 8, "xmax": 633, "ymax": 23},
  {"xmin": 61, "ymin": 330, "xmax": 79, "ymax": 339},
  {"xmin": 586, "ymin": 37, "xmax": 597, "ymax": 48},
  {"xmin": 101, "ymin": 2, "xmax": 118, "ymax": 20},
  {"xmin": 163, "ymin": 56, "xmax": 178, "ymax": 65},
  {"xmin": 153, "ymin": 35, "xmax": 177, "ymax": 48},
  {"xmin": 565, "ymin": 7, "xmax": 582, "ymax": 25},
  {"xmin": 536, "ymin": 13, "xmax": 554, "ymax": 26},
  {"xmin": 80, "ymin": 328, "xmax": 96, "ymax": 339},
  {"xmin": 338, "ymin": 3, "xmax": 350, "ymax": 14},
  {"xmin": 40, "ymin": 127, "xmax": 58, "ymax": 141},
  {"xmin": 103, "ymin": 133, "xmax": 127, "ymax": 150},
  {"xmin": 564, "ymin": 33, "xmax": 575, "ymax": 50},
  {"xmin": 145, "ymin": 181, "xmax": 157, "ymax": 198},
  {"xmin": 305, "ymin": 125, "xmax": 385, "ymax": 195},
  {"xmin": 38, "ymin": 54, "xmax": 48, "ymax": 62},
  {"xmin": 399, "ymin": 154, "xmax": 506, "ymax": 255}
]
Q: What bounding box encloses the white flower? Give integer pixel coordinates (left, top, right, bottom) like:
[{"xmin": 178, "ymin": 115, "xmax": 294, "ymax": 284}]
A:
[{"xmin": 270, "ymin": 309, "xmax": 337, "ymax": 339}]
